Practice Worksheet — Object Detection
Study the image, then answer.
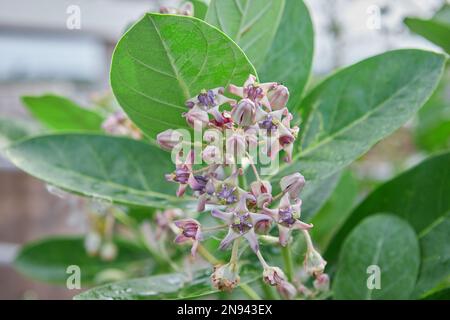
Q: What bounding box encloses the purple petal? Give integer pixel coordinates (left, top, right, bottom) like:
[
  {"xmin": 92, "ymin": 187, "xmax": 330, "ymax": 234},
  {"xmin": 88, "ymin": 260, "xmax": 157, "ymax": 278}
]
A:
[
  {"xmin": 211, "ymin": 208, "xmax": 233, "ymax": 223},
  {"xmin": 278, "ymin": 225, "xmax": 291, "ymax": 247},
  {"xmin": 219, "ymin": 228, "xmax": 240, "ymax": 250},
  {"xmin": 243, "ymin": 229, "xmax": 259, "ymax": 252}
]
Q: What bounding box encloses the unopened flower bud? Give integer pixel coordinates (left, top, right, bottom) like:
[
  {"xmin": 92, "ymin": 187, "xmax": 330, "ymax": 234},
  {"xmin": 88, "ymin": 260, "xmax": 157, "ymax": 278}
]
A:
[
  {"xmin": 263, "ymin": 266, "xmax": 297, "ymax": 300},
  {"xmin": 267, "ymin": 84, "xmax": 289, "ymax": 110},
  {"xmin": 250, "ymin": 180, "xmax": 272, "ymax": 197},
  {"xmin": 313, "ymin": 273, "xmax": 330, "ymax": 292},
  {"xmin": 202, "ymin": 145, "xmax": 221, "ymax": 164},
  {"xmin": 183, "ymin": 106, "xmax": 209, "ymax": 128},
  {"xmin": 304, "ymin": 248, "xmax": 327, "ymax": 276},
  {"xmin": 100, "ymin": 242, "xmax": 117, "ymax": 261},
  {"xmin": 156, "ymin": 129, "xmax": 183, "ymax": 151},
  {"xmin": 211, "ymin": 263, "xmax": 240, "ymax": 292},
  {"xmin": 178, "ymin": 1, "xmax": 194, "ymax": 16},
  {"xmin": 84, "ymin": 232, "xmax": 102, "ymax": 256},
  {"xmin": 276, "ymin": 280, "xmax": 297, "ymax": 300},
  {"xmin": 231, "ymin": 99, "xmax": 256, "ymax": 126},
  {"xmin": 254, "ymin": 219, "xmax": 272, "ymax": 234},
  {"xmin": 280, "ymin": 172, "xmax": 305, "ymax": 199}
]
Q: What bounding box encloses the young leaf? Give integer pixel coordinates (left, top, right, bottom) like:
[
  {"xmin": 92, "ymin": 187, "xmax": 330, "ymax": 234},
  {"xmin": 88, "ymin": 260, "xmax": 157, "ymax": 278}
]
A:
[
  {"xmin": 5, "ymin": 133, "xmax": 191, "ymax": 209},
  {"xmin": 326, "ymin": 152, "xmax": 450, "ymax": 298},
  {"xmin": 14, "ymin": 236, "xmax": 151, "ymax": 285},
  {"xmin": 271, "ymin": 49, "xmax": 446, "ymax": 182},
  {"xmin": 259, "ymin": 0, "xmax": 314, "ymax": 107},
  {"xmin": 333, "ymin": 214, "xmax": 420, "ymax": 300},
  {"xmin": 74, "ymin": 266, "xmax": 258, "ymax": 300},
  {"xmin": 111, "ymin": 13, "xmax": 256, "ymax": 139},
  {"xmin": 22, "ymin": 95, "xmax": 104, "ymax": 132},
  {"xmin": 404, "ymin": 4, "xmax": 450, "ymax": 53},
  {"xmin": 191, "ymin": 0, "xmax": 209, "ymax": 19},
  {"xmin": 205, "ymin": 0, "xmax": 285, "ymax": 68}
]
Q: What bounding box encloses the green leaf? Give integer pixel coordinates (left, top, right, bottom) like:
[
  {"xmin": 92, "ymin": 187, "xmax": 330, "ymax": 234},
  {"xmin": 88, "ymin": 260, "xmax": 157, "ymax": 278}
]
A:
[
  {"xmin": 191, "ymin": 0, "xmax": 209, "ymax": 19},
  {"xmin": 22, "ymin": 95, "xmax": 104, "ymax": 132},
  {"xmin": 301, "ymin": 171, "xmax": 341, "ymax": 220},
  {"xmin": 205, "ymin": 0, "xmax": 285, "ymax": 68},
  {"xmin": 309, "ymin": 170, "xmax": 358, "ymax": 250},
  {"xmin": 5, "ymin": 133, "xmax": 192, "ymax": 208},
  {"xmin": 405, "ymin": 4, "xmax": 450, "ymax": 53},
  {"xmin": 326, "ymin": 152, "xmax": 450, "ymax": 298},
  {"xmin": 415, "ymin": 66, "xmax": 450, "ymax": 152},
  {"xmin": 111, "ymin": 13, "xmax": 256, "ymax": 139},
  {"xmin": 259, "ymin": 0, "xmax": 314, "ymax": 107},
  {"xmin": 271, "ymin": 49, "xmax": 446, "ymax": 182},
  {"xmin": 14, "ymin": 236, "xmax": 151, "ymax": 285},
  {"xmin": 74, "ymin": 266, "xmax": 258, "ymax": 300},
  {"xmin": 333, "ymin": 214, "xmax": 420, "ymax": 300},
  {"xmin": 0, "ymin": 118, "xmax": 38, "ymax": 147}
]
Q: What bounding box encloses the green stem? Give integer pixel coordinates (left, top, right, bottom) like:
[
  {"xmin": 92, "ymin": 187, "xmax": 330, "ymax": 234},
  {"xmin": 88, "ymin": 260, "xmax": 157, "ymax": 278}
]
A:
[
  {"xmin": 198, "ymin": 244, "xmax": 221, "ymax": 265},
  {"xmin": 281, "ymin": 244, "xmax": 294, "ymax": 282},
  {"xmin": 240, "ymin": 283, "xmax": 262, "ymax": 300}
]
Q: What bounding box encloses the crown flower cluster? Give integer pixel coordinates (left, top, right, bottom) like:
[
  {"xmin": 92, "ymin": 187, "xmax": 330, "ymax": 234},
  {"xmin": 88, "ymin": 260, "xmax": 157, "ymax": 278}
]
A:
[{"xmin": 156, "ymin": 74, "xmax": 327, "ymax": 298}]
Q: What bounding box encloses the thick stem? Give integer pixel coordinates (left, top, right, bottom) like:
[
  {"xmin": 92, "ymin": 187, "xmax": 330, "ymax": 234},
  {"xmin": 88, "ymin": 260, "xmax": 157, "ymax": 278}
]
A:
[
  {"xmin": 197, "ymin": 244, "xmax": 221, "ymax": 265},
  {"xmin": 240, "ymin": 283, "xmax": 262, "ymax": 300},
  {"xmin": 281, "ymin": 243, "xmax": 294, "ymax": 282}
]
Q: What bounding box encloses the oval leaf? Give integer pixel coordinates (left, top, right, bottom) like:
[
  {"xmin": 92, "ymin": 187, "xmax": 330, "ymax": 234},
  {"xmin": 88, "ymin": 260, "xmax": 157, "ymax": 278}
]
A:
[
  {"xmin": 14, "ymin": 236, "xmax": 151, "ymax": 285},
  {"xmin": 74, "ymin": 267, "xmax": 258, "ymax": 300},
  {"xmin": 327, "ymin": 152, "xmax": 450, "ymax": 298},
  {"xmin": 206, "ymin": 0, "xmax": 285, "ymax": 68},
  {"xmin": 271, "ymin": 49, "xmax": 446, "ymax": 181},
  {"xmin": 111, "ymin": 13, "xmax": 256, "ymax": 139},
  {"xmin": 5, "ymin": 133, "xmax": 191, "ymax": 208},
  {"xmin": 22, "ymin": 95, "xmax": 104, "ymax": 132},
  {"xmin": 259, "ymin": 0, "xmax": 314, "ymax": 107},
  {"xmin": 333, "ymin": 214, "xmax": 420, "ymax": 300}
]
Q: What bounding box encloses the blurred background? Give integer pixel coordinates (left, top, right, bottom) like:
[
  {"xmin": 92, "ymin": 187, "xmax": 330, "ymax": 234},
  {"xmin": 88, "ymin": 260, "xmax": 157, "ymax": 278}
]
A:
[{"xmin": 0, "ymin": 0, "xmax": 448, "ymax": 299}]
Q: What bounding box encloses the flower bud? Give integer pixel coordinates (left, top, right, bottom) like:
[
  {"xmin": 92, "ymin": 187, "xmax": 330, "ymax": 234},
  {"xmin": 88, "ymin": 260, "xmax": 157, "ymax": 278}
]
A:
[
  {"xmin": 313, "ymin": 273, "xmax": 330, "ymax": 292},
  {"xmin": 156, "ymin": 129, "xmax": 183, "ymax": 151},
  {"xmin": 276, "ymin": 280, "xmax": 297, "ymax": 300},
  {"xmin": 231, "ymin": 99, "xmax": 256, "ymax": 126},
  {"xmin": 267, "ymin": 84, "xmax": 289, "ymax": 110},
  {"xmin": 263, "ymin": 266, "xmax": 286, "ymax": 286},
  {"xmin": 304, "ymin": 248, "xmax": 327, "ymax": 276},
  {"xmin": 84, "ymin": 232, "xmax": 101, "ymax": 256},
  {"xmin": 254, "ymin": 219, "xmax": 272, "ymax": 234},
  {"xmin": 202, "ymin": 145, "xmax": 221, "ymax": 164},
  {"xmin": 100, "ymin": 242, "xmax": 117, "ymax": 261},
  {"xmin": 211, "ymin": 263, "xmax": 240, "ymax": 292},
  {"xmin": 280, "ymin": 172, "xmax": 305, "ymax": 199},
  {"xmin": 183, "ymin": 106, "xmax": 209, "ymax": 128},
  {"xmin": 263, "ymin": 266, "xmax": 297, "ymax": 300},
  {"xmin": 250, "ymin": 180, "xmax": 272, "ymax": 197}
]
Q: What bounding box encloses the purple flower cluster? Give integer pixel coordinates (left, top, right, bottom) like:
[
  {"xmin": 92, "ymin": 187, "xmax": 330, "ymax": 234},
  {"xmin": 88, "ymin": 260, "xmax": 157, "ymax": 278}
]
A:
[{"xmin": 156, "ymin": 75, "xmax": 327, "ymax": 297}]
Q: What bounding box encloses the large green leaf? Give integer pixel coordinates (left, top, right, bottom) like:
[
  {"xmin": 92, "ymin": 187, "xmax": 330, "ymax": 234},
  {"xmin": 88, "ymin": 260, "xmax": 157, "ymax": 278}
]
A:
[
  {"xmin": 270, "ymin": 49, "xmax": 446, "ymax": 182},
  {"xmin": 259, "ymin": 0, "xmax": 314, "ymax": 107},
  {"xmin": 405, "ymin": 4, "xmax": 450, "ymax": 53},
  {"xmin": 5, "ymin": 133, "xmax": 192, "ymax": 208},
  {"xmin": 333, "ymin": 214, "xmax": 420, "ymax": 300},
  {"xmin": 301, "ymin": 171, "xmax": 341, "ymax": 220},
  {"xmin": 0, "ymin": 118, "xmax": 38, "ymax": 147},
  {"xmin": 111, "ymin": 13, "xmax": 256, "ymax": 139},
  {"xmin": 22, "ymin": 95, "xmax": 104, "ymax": 132},
  {"xmin": 74, "ymin": 266, "xmax": 258, "ymax": 300},
  {"xmin": 309, "ymin": 170, "xmax": 358, "ymax": 250},
  {"xmin": 205, "ymin": 0, "xmax": 285, "ymax": 68},
  {"xmin": 326, "ymin": 152, "xmax": 450, "ymax": 298},
  {"xmin": 14, "ymin": 236, "xmax": 151, "ymax": 285}
]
